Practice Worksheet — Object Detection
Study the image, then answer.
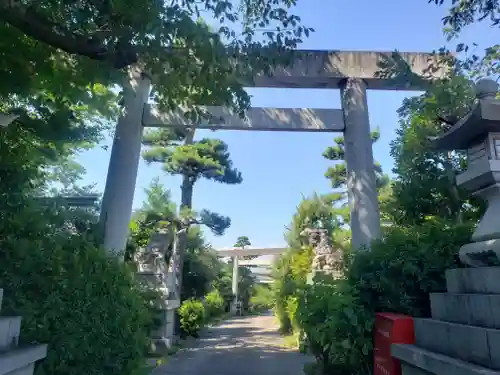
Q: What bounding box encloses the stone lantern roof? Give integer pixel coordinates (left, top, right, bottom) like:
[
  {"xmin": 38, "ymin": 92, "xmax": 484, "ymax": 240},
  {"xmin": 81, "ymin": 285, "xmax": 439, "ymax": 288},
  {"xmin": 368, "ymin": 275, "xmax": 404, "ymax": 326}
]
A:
[{"xmin": 431, "ymin": 79, "xmax": 500, "ymax": 150}]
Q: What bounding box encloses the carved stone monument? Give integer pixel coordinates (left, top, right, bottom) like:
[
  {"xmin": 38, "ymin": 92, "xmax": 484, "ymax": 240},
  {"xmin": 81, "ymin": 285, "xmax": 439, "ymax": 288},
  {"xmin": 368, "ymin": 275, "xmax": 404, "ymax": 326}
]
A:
[
  {"xmin": 134, "ymin": 229, "xmax": 180, "ymax": 350},
  {"xmin": 392, "ymin": 79, "xmax": 500, "ymax": 375},
  {"xmin": 301, "ymin": 228, "xmax": 343, "ymax": 283}
]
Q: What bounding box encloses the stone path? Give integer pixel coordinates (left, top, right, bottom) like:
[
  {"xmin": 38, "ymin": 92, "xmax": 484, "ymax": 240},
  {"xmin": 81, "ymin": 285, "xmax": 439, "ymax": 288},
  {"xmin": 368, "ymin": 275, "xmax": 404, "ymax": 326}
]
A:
[{"xmin": 152, "ymin": 312, "xmax": 311, "ymax": 375}]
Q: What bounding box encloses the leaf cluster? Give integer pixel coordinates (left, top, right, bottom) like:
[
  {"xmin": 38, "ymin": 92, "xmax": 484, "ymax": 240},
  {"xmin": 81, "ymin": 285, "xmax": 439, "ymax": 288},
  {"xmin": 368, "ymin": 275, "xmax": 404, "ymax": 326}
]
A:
[
  {"xmin": 295, "ymin": 218, "xmax": 472, "ymax": 375},
  {"xmin": 0, "ymin": 200, "xmax": 154, "ymax": 375}
]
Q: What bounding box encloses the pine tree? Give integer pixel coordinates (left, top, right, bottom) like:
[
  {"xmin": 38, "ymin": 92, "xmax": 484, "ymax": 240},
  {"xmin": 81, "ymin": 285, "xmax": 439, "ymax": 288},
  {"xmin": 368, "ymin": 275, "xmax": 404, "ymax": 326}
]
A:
[
  {"xmin": 234, "ymin": 236, "xmax": 251, "ymax": 249},
  {"xmin": 322, "ymin": 129, "xmax": 389, "ymax": 227},
  {"xmin": 141, "ymin": 128, "xmax": 242, "ymax": 299},
  {"xmin": 127, "ymin": 178, "xmax": 222, "ymax": 299},
  {"xmin": 234, "ymin": 235, "xmax": 258, "ymax": 260}
]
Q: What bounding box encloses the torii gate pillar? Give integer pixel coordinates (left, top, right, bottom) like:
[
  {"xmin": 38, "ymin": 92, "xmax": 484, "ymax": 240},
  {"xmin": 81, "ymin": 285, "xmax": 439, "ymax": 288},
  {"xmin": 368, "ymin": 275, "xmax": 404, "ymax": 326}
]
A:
[
  {"xmin": 341, "ymin": 78, "xmax": 381, "ymax": 249},
  {"xmin": 230, "ymin": 256, "xmax": 240, "ymax": 314},
  {"xmin": 100, "ymin": 66, "xmax": 151, "ymax": 254}
]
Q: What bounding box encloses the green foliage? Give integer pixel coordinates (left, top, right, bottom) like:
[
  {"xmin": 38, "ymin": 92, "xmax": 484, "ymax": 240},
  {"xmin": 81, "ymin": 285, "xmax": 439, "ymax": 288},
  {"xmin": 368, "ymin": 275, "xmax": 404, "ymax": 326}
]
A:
[
  {"xmin": 296, "ymin": 219, "xmax": 473, "ymax": 375},
  {"xmin": 212, "ymin": 265, "xmax": 234, "ymax": 310},
  {"xmin": 204, "ymin": 289, "xmax": 225, "ymax": 318},
  {"xmin": 142, "ymin": 133, "xmax": 243, "ymax": 208},
  {"xmin": 142, "ymin": 131, "xmax": 241, "ymax": 303},
  {"xmin": 274, "ymin": 191, "xmax": 339, "ymax": 333},
  {"xmin": 323, "ymin": 130, "xmax": 387, "ymax": 192},
  {"xmin": 127, "ymin": 179, "xmax": 225, "ymax": 302},
  {"xmin": 1, "ymin": 0, "xmax": 313, "ymax": 124},
  {"xmin": 234, "ymin": 263, "xmax": 257, "ymax": 310},
  {"xmin": 348, "ymin": 219, "xmax": 472, "ymax": 317},
  {"xmin": 182, "ymin": 227, "xmax": 221, "ymax": 301},
  {"xmin": 285, "ymin": 193, "xmax": 344, "ymax": 249},
  {"xmin": 0, "ymin": 201, "xmax": 154, "ymax": 375},
  {"xmin": 322, "ymin": 129, "xmax": 389, "ymax": 229},
  {"xmin": 388, "ymin": 75, "xmax": 484, "ymax": 225},
  {"xmin": 179, "ymin": 299, "xmax": 206, "ymax": 338},
  {"xmin": 234, "ymin": 235, "xmax": 258, "ymax": 260},
  {"xmin": 297, "ymin": 281, "xmax": 373, "ymax": 375},
  {"xmin": 430, "ymin": 0, "xmax": 500, "ymax": 78},
  {"xmin": 234, "ymin": 235, "xmax": 251, "ymax": 248},
  {"xmin": 249, "ymin": 284, "xmax": 274, "ymax": 312}
]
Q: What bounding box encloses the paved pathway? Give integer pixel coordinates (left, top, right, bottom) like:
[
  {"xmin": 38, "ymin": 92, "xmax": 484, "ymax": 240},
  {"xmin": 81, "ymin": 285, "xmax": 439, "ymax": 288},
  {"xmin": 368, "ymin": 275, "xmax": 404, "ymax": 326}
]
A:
[{"xmin": 152, "ymin": 312, "xmax": 311, "ymax": 375}]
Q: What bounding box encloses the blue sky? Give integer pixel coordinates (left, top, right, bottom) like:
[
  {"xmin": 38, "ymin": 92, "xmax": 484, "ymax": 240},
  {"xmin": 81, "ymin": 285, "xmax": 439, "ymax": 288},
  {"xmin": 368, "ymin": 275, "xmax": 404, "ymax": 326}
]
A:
[{"xmin": 76, "ymin": 0, "xmax": 495, "ymax": 249}]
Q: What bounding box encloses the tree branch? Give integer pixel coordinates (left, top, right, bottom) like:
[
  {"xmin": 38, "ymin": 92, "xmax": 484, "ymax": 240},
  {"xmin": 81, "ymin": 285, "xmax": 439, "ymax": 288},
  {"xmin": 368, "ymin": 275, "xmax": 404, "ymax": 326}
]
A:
[{"xmin": 0, "ymin": 0, "xmax": 138, "ymax": 69}]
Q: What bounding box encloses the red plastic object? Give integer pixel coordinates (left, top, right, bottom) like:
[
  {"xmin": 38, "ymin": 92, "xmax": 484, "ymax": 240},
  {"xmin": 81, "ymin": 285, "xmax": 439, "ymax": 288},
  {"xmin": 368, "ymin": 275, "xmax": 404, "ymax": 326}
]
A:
[{"xmin": 373, "ymin": 313, "xmax": 415, "ymax": 375}]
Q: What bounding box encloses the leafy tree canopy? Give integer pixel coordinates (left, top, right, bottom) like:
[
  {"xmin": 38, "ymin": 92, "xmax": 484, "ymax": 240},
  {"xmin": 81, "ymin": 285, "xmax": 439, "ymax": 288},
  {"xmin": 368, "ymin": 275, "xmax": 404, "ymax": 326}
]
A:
[
  {"xmin": 234, "ymin": 236, "xmax": 251, "ymax": 248},
  {"xmin": 1, "ymin": 0, "xmax": 313, "ymax": 118},
  {"xmin": 388, "ymin": 75, "xmax": 484, "ymax": 225},
  {"xmin": 430, "ymin": 0, "xmax": 500, "ymax": 77}
]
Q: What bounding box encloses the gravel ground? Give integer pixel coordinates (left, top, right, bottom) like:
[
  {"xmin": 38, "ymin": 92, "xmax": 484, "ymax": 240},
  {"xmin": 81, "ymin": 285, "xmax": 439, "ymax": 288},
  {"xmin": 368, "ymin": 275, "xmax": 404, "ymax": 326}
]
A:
[{"xmin": 152, "ymin": 312, "xmax": 311, "ymax": 375}]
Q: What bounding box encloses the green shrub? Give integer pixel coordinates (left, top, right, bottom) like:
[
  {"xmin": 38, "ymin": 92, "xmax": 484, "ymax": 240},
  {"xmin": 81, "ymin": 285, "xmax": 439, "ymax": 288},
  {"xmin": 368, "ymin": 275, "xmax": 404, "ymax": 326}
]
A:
[
  {"xmin": 285, "ymin": 296, "xmax": 300, "ymax": 332},
  {"xmin": 348, "ymin": 219, "xmax": 472, "ymax": 317},
  {"xmin": 0, "ymin": 203, "xmax": 154, "ymax": 375},
  {"xmin": 179, "ymin": 299, "xmax": 206, "ymax": 338},
  {"xmin": 249, "ymin": 284, "xmax": 274, "ymax": 313},
  {"xmin": 204, "ymin": 289, "xmax": 225, "ymax": 319},
  {"xmin": 297, "ymin": 279, "xmax": 373, "ymax": 375},
  {"xmin": 297, "ymin": 219, "xmax": 473, "ymax": 375}
]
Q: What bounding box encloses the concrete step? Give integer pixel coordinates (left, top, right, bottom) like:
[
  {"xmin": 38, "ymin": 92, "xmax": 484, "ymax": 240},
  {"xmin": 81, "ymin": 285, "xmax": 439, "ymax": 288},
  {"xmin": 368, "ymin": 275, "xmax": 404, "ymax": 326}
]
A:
[
  {"xmin": 3, "ymin": 363, "xmax": 34, "ymax": 375},
  {"xmin": 0, "ymin": 317, "xmax": 21, "ymax": 351},
  {"xmin": 431, "ymin": 293, "xmax": 500, "ymax": 329},
  {"xmin": 414, "ymin": 318, "xmax": 500, "ymax": 370},
  {"xmin": 391, "ymin": 344, "xmax": 500, "ymax": 375},
  {"xmin": 0, "ymin": 345, "xmax": 47, "ymax": 375},
  {"xmin": 446, "ymin": 268, "xmax": 500, "ymax": 294}
]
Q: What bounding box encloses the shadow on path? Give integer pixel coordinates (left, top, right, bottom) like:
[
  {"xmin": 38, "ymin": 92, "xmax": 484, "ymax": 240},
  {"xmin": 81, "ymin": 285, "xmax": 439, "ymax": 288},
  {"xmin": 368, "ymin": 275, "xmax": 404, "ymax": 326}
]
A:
[{"xmin": 152, "ymin": 313, "xmax": 311, "ymax": 375}]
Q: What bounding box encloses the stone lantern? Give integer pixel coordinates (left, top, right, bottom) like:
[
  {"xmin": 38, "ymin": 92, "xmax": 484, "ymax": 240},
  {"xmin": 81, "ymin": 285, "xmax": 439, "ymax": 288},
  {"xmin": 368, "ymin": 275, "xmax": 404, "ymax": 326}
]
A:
[{"xmin": 431, "ymin": 78, "xmax": 500, "ymax": 266}]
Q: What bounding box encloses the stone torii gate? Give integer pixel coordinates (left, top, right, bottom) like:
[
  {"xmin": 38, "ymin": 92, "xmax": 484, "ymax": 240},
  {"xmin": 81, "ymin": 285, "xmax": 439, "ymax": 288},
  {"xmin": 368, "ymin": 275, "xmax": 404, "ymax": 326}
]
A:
[
  {"xmin": 216, "ymin": 247, "xmax": 286, "ymax": 312},
  {"xmin": 99, "ymin": 50, "xmax": 448, "ymax": 254}
]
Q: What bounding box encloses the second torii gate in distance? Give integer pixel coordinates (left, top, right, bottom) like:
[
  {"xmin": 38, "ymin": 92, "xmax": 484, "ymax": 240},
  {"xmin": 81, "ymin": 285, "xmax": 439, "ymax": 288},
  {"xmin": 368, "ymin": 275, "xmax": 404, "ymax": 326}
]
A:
[
  {"xmin": 216, "ymin": 247, "xmax": 286, "ymax": 312},
  {"xmin": 99, "ymin": 50, "xmax": 449, "ymax": 255}
]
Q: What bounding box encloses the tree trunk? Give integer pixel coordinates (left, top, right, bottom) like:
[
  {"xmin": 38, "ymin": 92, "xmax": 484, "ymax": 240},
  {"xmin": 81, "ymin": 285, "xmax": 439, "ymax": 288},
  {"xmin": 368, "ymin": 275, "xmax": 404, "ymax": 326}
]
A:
[{"xmin": 172, "ymin": 128, "xmax": 195, "ymax": 335}]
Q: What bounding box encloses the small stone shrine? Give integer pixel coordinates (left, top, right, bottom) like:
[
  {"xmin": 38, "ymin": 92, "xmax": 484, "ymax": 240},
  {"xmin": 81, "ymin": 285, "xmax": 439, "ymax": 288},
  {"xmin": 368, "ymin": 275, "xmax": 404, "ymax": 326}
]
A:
[
  {"xmin": 134, "ymin": 229, "xmax": 180, "ymax": 350},
  {"xmin": 392, "ymin": 79, "xmax": 500, "ymax": 375},
  {"xmin": 301, "ymin": 228, "xmax": 343, "ymax": 283}
]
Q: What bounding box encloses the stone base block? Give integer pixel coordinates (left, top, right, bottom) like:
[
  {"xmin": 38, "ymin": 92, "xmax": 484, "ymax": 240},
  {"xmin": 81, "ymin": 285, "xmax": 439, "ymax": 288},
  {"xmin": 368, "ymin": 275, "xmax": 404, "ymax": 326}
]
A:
[
  {"xmin": 392, "ymin": 344, "xmax": 499, "ymax": 375},
  {"xmin": 459, "ymin": 240, "xmax": 500, "ymax": 267},
  {"xmin": 0, "ymin": 317, "xmax": 21, "ymax": 351},
  {"xmin": 446, "ymin": 267, "xmax": 500, "ymax": 294},
  {"xmin": 152, "ymin": 337, "xmax": 176, "ymax": 351},
  {"xmin": 414, "ymin": 318, "xmax": 500, "ymax": 370},
  {"xmin": 430, "ymin": 293, "xmax": 500, "ymax": 329},
  {"xmin": 151, "ymin": 309, "xmax": 177, "ymax": 352},
  {"xmin": 0, "ymin": 345, "xmax": 48, "ymax": 375}
]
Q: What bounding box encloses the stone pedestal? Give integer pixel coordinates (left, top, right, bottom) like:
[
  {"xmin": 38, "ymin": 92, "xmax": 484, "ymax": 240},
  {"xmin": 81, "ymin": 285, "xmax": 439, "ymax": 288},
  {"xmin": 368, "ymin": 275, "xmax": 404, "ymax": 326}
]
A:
[
  {"xmin": 392, "ymin": 267, "xmax": 500, "ymax": 375},
  {"xmin": 306, "ymin": 270, "xmax": 342, "ymax": 285},
  {"xmin": 134, "ymin": 231, "xmax": 180, "ymax": 350},
  {"xmin": 230, "ymin": 300, "xmax": 242, "ymax": 316},
  {"xmin": 456, "ymin": 160, "xmax": 500, "ymax": 266}
]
